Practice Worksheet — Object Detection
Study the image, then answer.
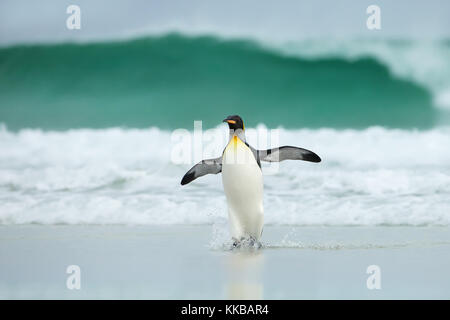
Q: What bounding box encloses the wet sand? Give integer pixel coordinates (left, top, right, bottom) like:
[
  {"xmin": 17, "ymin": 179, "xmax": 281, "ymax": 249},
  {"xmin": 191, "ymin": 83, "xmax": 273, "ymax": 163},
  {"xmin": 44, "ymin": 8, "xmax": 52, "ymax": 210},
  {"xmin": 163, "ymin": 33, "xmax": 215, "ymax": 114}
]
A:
[{"xmin": 0, "ymin": 225, "xmax": 449, "ymax": 299}]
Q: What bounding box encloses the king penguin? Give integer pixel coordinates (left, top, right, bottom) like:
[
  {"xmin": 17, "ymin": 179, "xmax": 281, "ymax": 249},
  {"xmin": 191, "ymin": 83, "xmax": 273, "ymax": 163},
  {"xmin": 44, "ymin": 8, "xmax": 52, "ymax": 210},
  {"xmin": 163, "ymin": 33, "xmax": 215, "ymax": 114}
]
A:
[{"xmin": 181, "ymin": 115, "xmax": 321, "ymax": 246}]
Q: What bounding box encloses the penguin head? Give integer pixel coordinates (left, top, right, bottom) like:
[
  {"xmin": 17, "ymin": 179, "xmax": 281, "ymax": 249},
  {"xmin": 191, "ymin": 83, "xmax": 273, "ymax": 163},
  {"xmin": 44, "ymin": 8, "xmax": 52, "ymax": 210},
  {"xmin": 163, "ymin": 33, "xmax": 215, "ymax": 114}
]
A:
[{"xmin": 223, "ymin": 115, "xmax": 244, "ymax": 131}]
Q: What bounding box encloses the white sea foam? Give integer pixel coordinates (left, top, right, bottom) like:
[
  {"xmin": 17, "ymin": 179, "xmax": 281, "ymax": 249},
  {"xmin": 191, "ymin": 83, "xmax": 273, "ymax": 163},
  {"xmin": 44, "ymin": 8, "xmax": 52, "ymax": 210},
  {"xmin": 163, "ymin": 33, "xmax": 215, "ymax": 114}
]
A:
[{"xmin": 1, "ymin": 124, "xmax": 449, "ymax": 226}]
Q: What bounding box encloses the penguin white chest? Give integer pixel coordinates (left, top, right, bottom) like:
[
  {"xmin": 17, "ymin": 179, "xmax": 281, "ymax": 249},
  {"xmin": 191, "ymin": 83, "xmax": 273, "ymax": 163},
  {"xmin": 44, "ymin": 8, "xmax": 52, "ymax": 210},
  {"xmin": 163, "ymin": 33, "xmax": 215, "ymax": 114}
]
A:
[{"xmin": 221, "ymin": 136, "xmax": 264, "ymax": 240}]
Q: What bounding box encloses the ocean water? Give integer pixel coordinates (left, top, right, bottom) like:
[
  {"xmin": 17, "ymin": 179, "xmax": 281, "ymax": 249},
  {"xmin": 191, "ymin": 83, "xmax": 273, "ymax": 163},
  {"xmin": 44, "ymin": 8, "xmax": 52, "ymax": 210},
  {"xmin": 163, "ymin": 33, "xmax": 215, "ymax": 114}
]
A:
[
  {"xmin": 1, "ymin": 34, "xmax": 450, "ymax": 130},
  {"xmin": 1, "ymin": 125, "xmax": 449, "ymax": 226},
  {"xmin": 1, "ymin": 33, "xmax": 450, "ymax": 227}
]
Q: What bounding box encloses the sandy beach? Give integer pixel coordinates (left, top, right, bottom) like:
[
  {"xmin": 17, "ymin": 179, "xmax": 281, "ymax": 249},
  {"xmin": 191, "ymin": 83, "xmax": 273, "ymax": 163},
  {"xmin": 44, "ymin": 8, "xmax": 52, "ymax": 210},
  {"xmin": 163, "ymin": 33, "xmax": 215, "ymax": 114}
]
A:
[{"xmin": 1, "ymin": 225, "xmax": 449, "ymax": 299}]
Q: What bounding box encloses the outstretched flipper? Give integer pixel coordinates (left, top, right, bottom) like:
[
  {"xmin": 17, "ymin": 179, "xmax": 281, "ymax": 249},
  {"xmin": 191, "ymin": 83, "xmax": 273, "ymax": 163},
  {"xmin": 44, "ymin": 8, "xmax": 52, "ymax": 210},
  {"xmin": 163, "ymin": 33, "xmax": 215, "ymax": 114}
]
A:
[
  {"xmin": 258, "ymin": 146, "xmax": 321, "ymax": 163},
  {"xmin": 180, "ymin": 157, "xmax": 222, "ymax": 185}
]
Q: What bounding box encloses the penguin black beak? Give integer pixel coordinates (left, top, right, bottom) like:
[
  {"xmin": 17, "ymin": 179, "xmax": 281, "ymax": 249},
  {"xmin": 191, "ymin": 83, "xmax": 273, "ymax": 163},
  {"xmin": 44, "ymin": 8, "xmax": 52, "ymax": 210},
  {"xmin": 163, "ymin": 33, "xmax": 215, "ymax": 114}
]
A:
[{"xmin": 223, "ymin": 119, "xmax": 236, "ymax": 124}]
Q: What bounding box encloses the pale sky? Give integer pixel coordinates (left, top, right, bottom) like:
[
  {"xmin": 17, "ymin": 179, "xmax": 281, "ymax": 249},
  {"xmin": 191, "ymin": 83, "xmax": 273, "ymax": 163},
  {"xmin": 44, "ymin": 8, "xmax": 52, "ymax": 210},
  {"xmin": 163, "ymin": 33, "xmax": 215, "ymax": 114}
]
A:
[{"xmin": 1, "ymin": 0, "xmax": 450, "ymax": 45}]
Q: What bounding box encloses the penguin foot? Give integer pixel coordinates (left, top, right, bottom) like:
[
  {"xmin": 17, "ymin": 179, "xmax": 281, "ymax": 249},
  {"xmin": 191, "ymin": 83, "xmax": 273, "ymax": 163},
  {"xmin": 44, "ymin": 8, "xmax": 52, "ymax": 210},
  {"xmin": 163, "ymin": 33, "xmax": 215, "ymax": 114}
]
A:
[{"xmin": 231, "ymin": 236, "xmax": 262, "ymax": 250}]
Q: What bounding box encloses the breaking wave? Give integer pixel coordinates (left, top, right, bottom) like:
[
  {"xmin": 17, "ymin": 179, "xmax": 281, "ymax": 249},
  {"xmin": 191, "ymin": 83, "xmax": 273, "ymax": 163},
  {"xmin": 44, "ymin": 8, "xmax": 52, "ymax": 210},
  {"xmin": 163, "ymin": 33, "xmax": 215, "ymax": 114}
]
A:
[{"xmin": 1, "ymin": 125, "xmax": 449, "ymax": 226}]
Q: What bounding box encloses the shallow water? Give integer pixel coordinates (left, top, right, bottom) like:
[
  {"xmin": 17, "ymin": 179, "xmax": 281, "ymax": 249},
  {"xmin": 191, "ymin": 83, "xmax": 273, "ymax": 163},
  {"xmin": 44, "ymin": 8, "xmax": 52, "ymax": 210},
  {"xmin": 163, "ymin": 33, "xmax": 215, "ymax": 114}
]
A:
[{"xmin": 1, "ymin": 225, "xmax": 449, "ymax": 299}]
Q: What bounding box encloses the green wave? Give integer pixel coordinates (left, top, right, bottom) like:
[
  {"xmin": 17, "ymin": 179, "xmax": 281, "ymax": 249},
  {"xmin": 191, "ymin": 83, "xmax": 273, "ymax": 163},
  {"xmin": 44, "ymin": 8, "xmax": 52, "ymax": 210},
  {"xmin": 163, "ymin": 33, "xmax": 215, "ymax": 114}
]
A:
[{"xmin": 0, "ymin": 34, "xmax": 437, "ymax": 130}]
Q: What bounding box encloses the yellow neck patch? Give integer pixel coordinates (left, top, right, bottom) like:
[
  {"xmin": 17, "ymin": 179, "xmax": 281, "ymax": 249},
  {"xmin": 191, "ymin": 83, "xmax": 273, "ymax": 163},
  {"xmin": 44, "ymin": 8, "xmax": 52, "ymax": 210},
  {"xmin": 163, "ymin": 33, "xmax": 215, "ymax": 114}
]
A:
[{"xmin": 226, "ymin": 135, "xmax": 245, "ymax": 153}]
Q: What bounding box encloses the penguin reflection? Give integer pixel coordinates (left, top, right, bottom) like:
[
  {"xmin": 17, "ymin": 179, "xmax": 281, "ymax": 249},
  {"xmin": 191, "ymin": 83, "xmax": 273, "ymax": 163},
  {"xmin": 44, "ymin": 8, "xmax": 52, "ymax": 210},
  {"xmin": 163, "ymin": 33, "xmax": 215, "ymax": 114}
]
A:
[{"xmin": 225, "ymin": 250, "xmax": 264, "ymax": 299}]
